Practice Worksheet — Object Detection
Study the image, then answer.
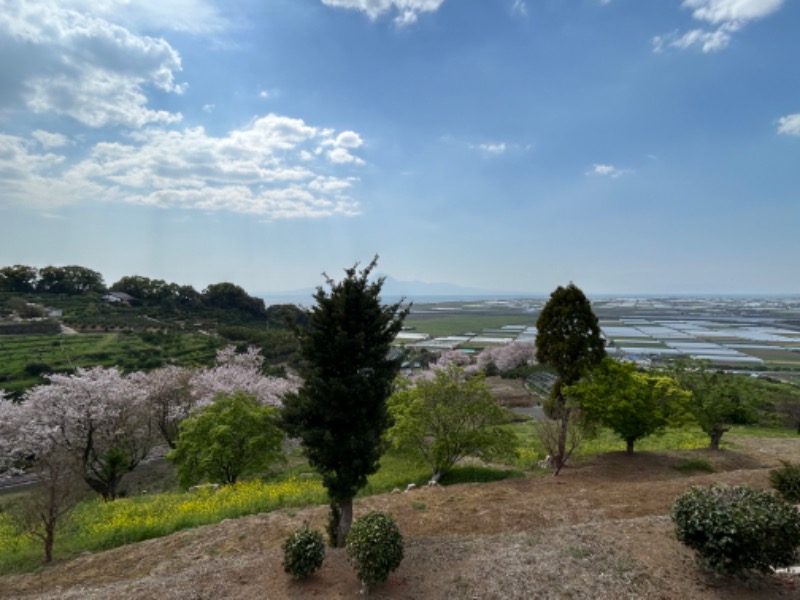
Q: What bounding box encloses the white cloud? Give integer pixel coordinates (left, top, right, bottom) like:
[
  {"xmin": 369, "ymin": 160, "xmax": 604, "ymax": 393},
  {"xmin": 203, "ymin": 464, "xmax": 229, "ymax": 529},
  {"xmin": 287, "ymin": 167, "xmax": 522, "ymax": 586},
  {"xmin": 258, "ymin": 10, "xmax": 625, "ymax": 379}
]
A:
[
  {"xmin": 0, "ymin": 1, "xmax": 184, "ymax": 128},
  {"xmin": 32, "ymin": 130, "xmax": 69, "ymax": 149},
  {"xmin": 682, "ymin": 0, "xmax": 784, "ymax": 25},
  {"xmin": 327, "ymin": 147, "xmax": 365, "ymax": 164},
  {"xmin": 654, "ymin": 0, "xmax": 784, "ymax": 53},
  {"xmin": 320, "ymin": 0, "xmax": 446, "ymax": 25},
  {"xmin": 0, "ymin": 115, "xmax": 366, "ymax": 219},
  {"xmin": 586, "ymin": 164, "xmax": 631, "ymax": 178},
  {"xmin": 476, "ymin": 143, "xmax": 507, "ymax": 155},
  {"xmin": 202, "ymin": 104, "xmax": 216, "ymax": 113},
  {"xmin": 777, "ymin": 113, "xmax": 800, "ymax": 136},
  {"xmin": 512, "ymin": 1, "xmax": 528, "ymax": 17}
]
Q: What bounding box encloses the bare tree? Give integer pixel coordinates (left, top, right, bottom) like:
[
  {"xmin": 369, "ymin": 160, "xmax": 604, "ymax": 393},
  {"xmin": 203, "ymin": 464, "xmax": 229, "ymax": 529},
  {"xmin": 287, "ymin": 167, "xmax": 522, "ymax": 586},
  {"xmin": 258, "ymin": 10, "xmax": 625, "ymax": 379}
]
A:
[{"xmin": 9, "ymin": 449, "xmax": 87, "ymax": 563}]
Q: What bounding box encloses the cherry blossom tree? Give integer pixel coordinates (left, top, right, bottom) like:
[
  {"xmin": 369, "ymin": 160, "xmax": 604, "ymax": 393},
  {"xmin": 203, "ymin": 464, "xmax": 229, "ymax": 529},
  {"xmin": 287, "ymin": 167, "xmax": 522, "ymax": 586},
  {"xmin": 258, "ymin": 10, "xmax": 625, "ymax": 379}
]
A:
[
  {"xmin": 433, "ymin": 350, "xmax": 473, "ymax": 370},
  {"xmin": 135, "ymin": 365, "xmax": 195, "ymax": 449},
  {"xmin": 190, "ymin": 345, "xmax": 299, "ymax": 409},
  {"xmin": 21, "ymin": 367, "xmax": 155, "ymax": 500},
  {"xmin": 475, "ymin": 342, "xmax": 536, "ymax": 374}
]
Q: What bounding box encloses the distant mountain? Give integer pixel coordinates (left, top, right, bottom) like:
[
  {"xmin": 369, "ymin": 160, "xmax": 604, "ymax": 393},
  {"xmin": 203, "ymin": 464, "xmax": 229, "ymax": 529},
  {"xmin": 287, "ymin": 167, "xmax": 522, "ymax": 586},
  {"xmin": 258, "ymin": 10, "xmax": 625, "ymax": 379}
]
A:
[
  {"xmin": 377, "ymin": 276, "xmax": 526, "ymax": 298},
  {"xmin": 259, "ymin": 275, "xmax": 530, "ymax": 305}
]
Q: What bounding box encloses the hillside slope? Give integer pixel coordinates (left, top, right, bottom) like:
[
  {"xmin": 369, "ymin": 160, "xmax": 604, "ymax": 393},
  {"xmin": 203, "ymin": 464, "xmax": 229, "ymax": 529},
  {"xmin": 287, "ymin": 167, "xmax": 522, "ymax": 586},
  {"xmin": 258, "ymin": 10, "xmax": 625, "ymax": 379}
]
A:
[{"xmin": 2, "ymin": 437, "xmax": 800, "ymax": 599}]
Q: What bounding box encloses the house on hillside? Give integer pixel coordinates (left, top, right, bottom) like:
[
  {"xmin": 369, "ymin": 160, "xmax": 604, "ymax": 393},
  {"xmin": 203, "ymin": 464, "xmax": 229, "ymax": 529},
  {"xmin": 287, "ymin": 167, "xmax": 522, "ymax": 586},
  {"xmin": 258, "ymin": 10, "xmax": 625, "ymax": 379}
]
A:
[{"xmin": 102, "ymin": 291, "xmax": 135, "ymax": 304}]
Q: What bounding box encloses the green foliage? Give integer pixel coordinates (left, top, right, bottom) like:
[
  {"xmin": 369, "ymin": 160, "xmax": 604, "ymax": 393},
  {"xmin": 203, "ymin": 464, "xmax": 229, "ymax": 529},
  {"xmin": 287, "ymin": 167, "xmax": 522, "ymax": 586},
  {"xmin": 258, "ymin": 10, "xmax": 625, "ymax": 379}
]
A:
[
  {"xmin": 346, "ymin": 511, "xmax": 404, "ymax": 587},
  {"xmin": 534, "ymin": 283, "xmax": 605, "ymax": 473},
  {"xmin": 37, "ymin": 266, "xmax": 105, "ymax": 295},
  {"xmin": 567, "ymin": 358, "xmax": 691, "ymax": 453},
  {"xmin": 282, "ymin": 525, "xmax": 326, "ymax": 579},
  {"xmin": 388, "ymin": 366, "xmax": 517, "ymax": 481},
  {"xmin": 669, "ymin": 359, "xmax": 757, "ymax": 450},
  {"xmin": 769, "ymin": 461, "xmax": 800, "ymax": 503},
  {"xmin": 535, "ymin": 283, "xmax": 605, "ymax": 387},
  {"xmin": 0, "ymin": 331, "xmax": 221, "ymax": 396},
  {"xmin": 672, "ymin": 485, "xmax": 800, "ymax": 576},
  {"xmin": 167, "ymin": 392, "xmax": 285, "ymax": 487},
  {"xmin": 282, "ymin": 257, "xmax": 408, "ymax": 545},
  {"xmin": 202, "ymin": 282, "xmax": 266, "ymax": 318}
]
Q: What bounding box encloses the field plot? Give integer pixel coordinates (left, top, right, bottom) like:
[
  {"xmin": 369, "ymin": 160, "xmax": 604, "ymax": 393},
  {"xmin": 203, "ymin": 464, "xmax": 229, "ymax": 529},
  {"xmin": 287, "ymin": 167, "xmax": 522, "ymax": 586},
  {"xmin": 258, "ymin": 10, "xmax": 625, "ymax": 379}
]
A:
[
  {"xmin": 0, "ymin": 332, "xmax": 221, "ymax": 395},
  {"xmin": 403, "ymin": 297, "xmax": 800, "ymax": 370},
  {"xmin": 602, "ymin": 318, "xmax": 800, "ymax": 368}
]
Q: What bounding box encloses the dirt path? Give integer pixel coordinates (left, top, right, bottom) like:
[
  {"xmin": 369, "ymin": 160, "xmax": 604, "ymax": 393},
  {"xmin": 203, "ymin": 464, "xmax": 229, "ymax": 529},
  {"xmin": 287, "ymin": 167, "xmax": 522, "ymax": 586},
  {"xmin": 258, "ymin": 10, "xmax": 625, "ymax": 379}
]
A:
[{"xmin": 2, "ymin": 438, "xmax": 800, "ymax": 599}]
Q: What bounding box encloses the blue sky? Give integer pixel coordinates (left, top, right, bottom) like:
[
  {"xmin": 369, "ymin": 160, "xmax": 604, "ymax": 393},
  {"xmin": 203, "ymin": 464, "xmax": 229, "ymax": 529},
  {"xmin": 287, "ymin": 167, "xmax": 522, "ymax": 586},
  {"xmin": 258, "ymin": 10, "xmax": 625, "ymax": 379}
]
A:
[{"xmin": 1, "ymin": 0, "xmax": 798, "ymax": 296}]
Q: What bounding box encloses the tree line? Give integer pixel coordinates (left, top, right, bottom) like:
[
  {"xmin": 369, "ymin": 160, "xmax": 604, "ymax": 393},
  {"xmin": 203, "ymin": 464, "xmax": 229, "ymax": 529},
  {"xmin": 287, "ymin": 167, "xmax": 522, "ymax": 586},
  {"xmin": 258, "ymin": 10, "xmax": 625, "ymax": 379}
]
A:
[{"xmin": 0, "ymin": 264, "xmax": 272, "ymax": 321}]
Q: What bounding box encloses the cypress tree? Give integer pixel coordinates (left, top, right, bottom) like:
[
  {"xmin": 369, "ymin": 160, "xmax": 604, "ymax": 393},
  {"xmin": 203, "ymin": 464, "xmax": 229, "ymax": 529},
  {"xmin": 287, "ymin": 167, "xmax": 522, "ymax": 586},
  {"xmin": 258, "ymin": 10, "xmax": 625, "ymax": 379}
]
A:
[{"xmin": 282, "ymin": 257, "xmax": 409, "ymax": 546}]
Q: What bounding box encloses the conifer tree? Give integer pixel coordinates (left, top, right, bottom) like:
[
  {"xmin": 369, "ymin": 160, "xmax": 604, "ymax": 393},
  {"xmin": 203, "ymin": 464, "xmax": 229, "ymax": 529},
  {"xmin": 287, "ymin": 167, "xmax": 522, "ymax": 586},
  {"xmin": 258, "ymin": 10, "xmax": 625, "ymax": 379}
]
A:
[
  {"xmin": 282, "ymin": 257, "xmax": 408, "ymax": 547},
  {"xmin": 535, "ymin": 283, "xmax": 605, "ymax": 473}
]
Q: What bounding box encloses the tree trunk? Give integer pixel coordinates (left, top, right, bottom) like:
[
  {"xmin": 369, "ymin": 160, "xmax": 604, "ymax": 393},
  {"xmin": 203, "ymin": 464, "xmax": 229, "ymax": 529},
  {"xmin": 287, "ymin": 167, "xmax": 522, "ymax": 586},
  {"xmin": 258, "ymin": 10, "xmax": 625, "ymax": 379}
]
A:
[
  {"xmin": 626, "ymin": 439, "xmax": 635, "ymax": 454},
  {"xmin": 553, "ymin": 405, "xmax": 570, "ymax": 476},
  {"xmin": 708, "ymin": 426, "xmax": 727, "ymax": 450},
  {"xmin": 44, "ymin": 524, "xmax": 55, "ymax": 563},
  {"xmin": 336, "ymin": 497, "xmax": 353, "ymax": 548}
]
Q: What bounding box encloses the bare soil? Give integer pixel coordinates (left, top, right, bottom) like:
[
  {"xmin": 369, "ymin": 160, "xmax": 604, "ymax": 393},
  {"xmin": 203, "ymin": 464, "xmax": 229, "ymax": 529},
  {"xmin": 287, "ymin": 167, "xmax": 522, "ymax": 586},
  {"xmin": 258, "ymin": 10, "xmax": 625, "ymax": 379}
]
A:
[{"xmin": 2, "ymin": 437, "xmax": 800, "ymax": 599}]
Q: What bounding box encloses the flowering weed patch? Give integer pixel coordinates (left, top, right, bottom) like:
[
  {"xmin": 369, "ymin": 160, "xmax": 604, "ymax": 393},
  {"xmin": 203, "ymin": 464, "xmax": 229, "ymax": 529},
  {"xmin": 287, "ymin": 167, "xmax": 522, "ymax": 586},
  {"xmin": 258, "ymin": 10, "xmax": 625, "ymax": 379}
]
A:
[{"xmin": 0, "ymin": 476, "xmax": 326, "ymax": 572}]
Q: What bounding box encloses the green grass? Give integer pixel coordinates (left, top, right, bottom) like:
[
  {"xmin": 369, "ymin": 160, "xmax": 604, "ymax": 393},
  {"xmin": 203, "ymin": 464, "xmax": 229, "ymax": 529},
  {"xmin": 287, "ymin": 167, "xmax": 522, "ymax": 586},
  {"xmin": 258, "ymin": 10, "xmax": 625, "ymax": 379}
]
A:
[
  {"xmin": 0, "ymin": 450, "xmax": 518, "ymax": 575},
  {"xmin": 727, "ymin": 424, "xmax": 800, "ymax": 439}
]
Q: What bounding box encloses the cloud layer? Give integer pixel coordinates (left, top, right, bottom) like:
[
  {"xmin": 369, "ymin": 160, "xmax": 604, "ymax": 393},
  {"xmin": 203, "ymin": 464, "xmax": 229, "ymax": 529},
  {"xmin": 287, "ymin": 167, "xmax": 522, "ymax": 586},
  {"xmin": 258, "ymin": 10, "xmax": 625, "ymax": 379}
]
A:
[
  {"xmin": 1, "ymin": 0, "xmax": 185, "ymax": 128},
  {"xmin": 320, "ymin": 0, "xmax": 446, "ymax": 25},
  {"xmin": 653, "ymin": 0, "xmax": 785, "ymax": 53},
  {"xmin": 0, "ymin": 116, "xmax": 365, "ymax": 219}
]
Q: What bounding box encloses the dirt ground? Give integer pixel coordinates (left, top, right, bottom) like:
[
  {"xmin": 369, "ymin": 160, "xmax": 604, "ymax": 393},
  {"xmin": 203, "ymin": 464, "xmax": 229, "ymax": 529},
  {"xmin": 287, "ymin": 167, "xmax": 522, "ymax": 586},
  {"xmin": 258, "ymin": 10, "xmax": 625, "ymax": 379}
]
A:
[{"xmin": 2, "ymin": 437, "xmax": 800, "ymax": 600}]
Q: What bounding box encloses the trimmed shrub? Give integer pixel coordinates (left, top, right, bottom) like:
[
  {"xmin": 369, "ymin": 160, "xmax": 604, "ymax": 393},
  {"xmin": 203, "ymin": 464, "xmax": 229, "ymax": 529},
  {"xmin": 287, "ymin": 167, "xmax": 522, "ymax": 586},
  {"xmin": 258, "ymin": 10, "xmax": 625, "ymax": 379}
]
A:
[
  {"xmin": 672, "ymin": 485, "xmax": 800, "ymax": 576},
  {"xmin": 346, "ymin": 511, "xmax": 404, "ymax": 590},
  {"xmin": 770, "ymin": 461, "xmax": 800, "ymax": 503},
  {"xmin": 282, "ymin": 525, "xmax": 325, "ymax": 579}
]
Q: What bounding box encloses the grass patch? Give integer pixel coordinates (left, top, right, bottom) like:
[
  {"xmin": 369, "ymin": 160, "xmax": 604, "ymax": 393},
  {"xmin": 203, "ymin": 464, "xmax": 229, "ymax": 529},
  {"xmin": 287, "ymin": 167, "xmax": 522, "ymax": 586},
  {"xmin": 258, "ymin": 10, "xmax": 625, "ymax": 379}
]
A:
[
  {"xmin": 439, "ymin": 465, "xmax": 524, "ymax": 485},
  {"xmin": 0, "ymin": 476, "xmax": 327, "ymax": 574},
  {"xmin": 727, "ymin": 425, "xmax": 800, "ymax": 439}
]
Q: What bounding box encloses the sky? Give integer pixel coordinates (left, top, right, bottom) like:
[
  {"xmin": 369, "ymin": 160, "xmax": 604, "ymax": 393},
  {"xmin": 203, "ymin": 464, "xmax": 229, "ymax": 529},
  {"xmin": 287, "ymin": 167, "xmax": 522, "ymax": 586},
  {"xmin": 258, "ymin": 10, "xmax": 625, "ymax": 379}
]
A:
[{"xmin": 1, "ymin": 0, "xmax": 798, "ymax": 296}]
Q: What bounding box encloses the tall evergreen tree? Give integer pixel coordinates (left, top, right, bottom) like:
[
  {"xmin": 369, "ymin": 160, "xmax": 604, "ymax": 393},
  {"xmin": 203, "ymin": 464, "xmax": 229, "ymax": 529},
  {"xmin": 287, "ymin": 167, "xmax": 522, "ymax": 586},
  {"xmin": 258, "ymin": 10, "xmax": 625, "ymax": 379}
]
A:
[
  {"xmin": 535, "ymin": 283, "xmax": 605, "ymax": 473},
  {"xmin": 282, "ymin": 257, "xmax": 409, "ymax": 547}
]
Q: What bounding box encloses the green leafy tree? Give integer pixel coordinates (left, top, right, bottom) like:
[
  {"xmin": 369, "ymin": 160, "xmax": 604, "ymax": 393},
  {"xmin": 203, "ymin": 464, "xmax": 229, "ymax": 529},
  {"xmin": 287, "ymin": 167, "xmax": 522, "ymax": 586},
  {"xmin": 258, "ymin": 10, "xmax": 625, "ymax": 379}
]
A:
[
  {"xmin": 388, "ymin": 366, "xmax": 517, "ymax": 482},
  {"xmin": 168, "ymin": 391, "xmax": 285, "ymax": 487},
  {"xmin": 567, "ymin": 358, "xmax": 691, "ymax": 454},
  {"xmin": 37, "ymin": 266, "xmax": 105, "ymax": 295},
  {"xmin": 670, "ymin": 359, "xmax": 755, "ymax": 450},
  {"xmin": 282, "ymin": 257, "xmax": 409, "ymax": 547},
  {"xmin": 202, "ymin": 282, "xmax": 267, "ymax": 318},
  {"xmin": 0, "ymin": 265, "xmax": 39, "ymax": 293},
  {"xmin": 535, "ymin": 283, "xmax": 605, "ymax": 473}
]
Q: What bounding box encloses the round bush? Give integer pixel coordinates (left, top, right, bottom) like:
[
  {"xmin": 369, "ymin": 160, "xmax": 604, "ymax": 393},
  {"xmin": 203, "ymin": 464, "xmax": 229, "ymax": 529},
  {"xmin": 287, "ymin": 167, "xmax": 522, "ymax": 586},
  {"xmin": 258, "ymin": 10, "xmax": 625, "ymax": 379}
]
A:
[
  {"xmin": 672, "ymin": 485, "xmax": 800, "ymax": 576},
  {"xmin": 346, "ymin": 511, "xmax": 404, "ymax": 587},
  {"xmin": 282, "ymin": 526, "xmax": 325, "ymax": 579},
  {"xmin": 770, "ymin": 461, "xmax": 800, "ymax": 504}
]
